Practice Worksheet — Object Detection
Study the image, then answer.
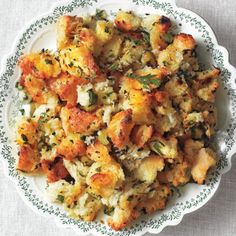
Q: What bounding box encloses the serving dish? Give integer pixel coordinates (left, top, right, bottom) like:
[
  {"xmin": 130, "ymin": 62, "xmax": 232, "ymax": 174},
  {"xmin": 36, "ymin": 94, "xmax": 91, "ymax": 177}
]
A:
[{"xmin": 0, "ymin": 0, "xmax": 236, "ymax": 235}]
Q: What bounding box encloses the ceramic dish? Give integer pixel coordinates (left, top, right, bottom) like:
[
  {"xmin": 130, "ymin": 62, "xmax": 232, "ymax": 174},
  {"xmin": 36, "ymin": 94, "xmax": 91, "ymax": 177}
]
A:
[{"xmin": 0, "ymin": 0, "xmax": 236, "ymax": 235}]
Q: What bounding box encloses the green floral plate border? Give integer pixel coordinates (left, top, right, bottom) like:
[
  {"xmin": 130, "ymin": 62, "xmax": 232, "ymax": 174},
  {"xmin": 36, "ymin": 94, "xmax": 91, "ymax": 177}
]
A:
[{"xmin": 0, "ymin": 0, "xmax": 236, "ymax": 235}]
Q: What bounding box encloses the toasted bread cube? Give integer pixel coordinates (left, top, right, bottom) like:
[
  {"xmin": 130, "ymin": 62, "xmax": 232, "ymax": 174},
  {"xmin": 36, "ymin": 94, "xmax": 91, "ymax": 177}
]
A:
[
  {"xmin": 59, "ymin": 44, "xmax": 104, "ymax": 81},
  {"xmin": 86, "ymin": 141, "xmax": 112, "ymax": 163},
  {"xmin": 96, "ymin": 20, "xmax": 114, "ymax": 43},
  {"xmin": 18, "ymin": 52, "xmax": 61, "ymax": 79},
  {"xmin": 158, "ymin": 161, "xmax": 191, "ymax": 186},
  {"xmin": 60, "ymin": 106, "xmax": 101, "ymax": 135},
  {"xmin": 86, "ymin": 162, "xmax": 124, "ymax": 198},
  {"xmin": 107, "ymin": 109, "xmax": 134, "ymax": 149},
  {"xmin": 17, "ymin": 119, "xmax": 38, "ymax": 146},
  {"xmin": 57, "ymin": 15, "xmax": 84, "ymax": 50},
  {"xmin": 41, "ymin": 156, "xmax": 71, "ymax": 183},
  {"xmin": 191, "ymin": 148, "xmax": 216, "ymax": 184},
  {"xmin": 57, "ymin": 133, "xmax": 86, "ymax": 161},
  {"xmin": 134, "ymin": 155, "xmax": 164, "ymax": 183},
  {"xmin": 114, "ymin": 11, "xmax": 141, "ymax": 31},
  {"xmin": 158, "ymin": 33, "xmax": 196, "ymax": 72},
  {"xmin": 131, "ymin": 124, "xmax": 153, "ymax": 148},
  {"xmin": 17, "ymin": 145, "xmax": 40, "ymax": 172},
  {"xmin": 150, "ymin": 16, "xmax": 171, "ymax": 52}
]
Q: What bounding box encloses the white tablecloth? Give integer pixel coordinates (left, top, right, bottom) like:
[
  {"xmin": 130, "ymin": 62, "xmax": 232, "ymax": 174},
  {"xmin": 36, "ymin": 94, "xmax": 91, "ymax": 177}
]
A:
[{"xmin": 0, "ymin": 0, "xmax": 236, "ymax": 235}]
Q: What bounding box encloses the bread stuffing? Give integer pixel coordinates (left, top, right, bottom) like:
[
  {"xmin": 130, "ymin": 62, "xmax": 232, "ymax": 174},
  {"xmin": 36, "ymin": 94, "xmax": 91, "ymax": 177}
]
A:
[{"xmin": 15, "ymin": 9, "xmax": 220, "ymax": 230}]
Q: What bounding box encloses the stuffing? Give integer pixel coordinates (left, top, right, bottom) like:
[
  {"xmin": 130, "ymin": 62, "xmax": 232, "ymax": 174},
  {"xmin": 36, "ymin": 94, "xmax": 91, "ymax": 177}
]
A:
[
  {"xmin": 149, "ymin": 16, "xmax": 172, "ymax": 53},
  {"xmin": 63, "ymin": 159, "xmax": 89, "ymax": 180},
  {"xmin": 76, "ymin": 83, "xmax": 96, "ymax": 107},
  {"xmin": 114, "ymin": 11, "xmax": 141, "ymax": 31},
  {"xmin": 158, "ymin": 33, "xmax": 196, "ymax": 72},
  {"xmin": 184, "ymin": 139, "xmax": 204, "ymax": 164},
  {"xmin": 21, "ymin": 74, "xmax": 48, "ymax": 104},
  {"xmin": 158, "ymin": 161, "xmax": 191, "ymax": 186},
  {"xmin": 70, "ymin": 192, "xmax": 102, "ymax": 221},
  {"xmin": 59, "ymin": 44, "xmax": 104, "ymax": 80},
  {"xmin": 41, "ymin": 156, "xmax": 72, "ymax": 183},
  {"xmin": 17, "ymin": 145, "xmax": 40, "ymax": 172},
  {"xmin": 164, "ymin": 76, "xmax": 189, "ymax": 97},
  {"xmin": 118, "ymin": 39, "xmax": 145, "ymax": 68},
  {"xmin": 138, "ymin": 184, "xmax": 171, "ymax": 214},
  {"xmin": 95, "ymin": 20, "xmax": 114, "ymax": 43},
  {"xmin": 79, "ymin": 27, "xmax": 98, "ymax": 52},
  {"xmin": 107, "ymin": 109, "xmax": 135, "ymax": 149},
  {"xmin": 196, "ymin": 79, "xmax": 219, "ymax": 103},
  {"xmin": 100, "ymin": 35, "xmax": 123, "ymax": 64},
  {"xmin": 16, "ymin": 118, "xmax": 38, "ymax": 146},
  {"xmin": 57, "ymin": 133, "xmax": 86, "ymax": 160},
  {"xmin": 197, "ymin": 68, "xmax": 221, "ymax": 81},
  {"xmin": 16, "ymin": 9, "xmax": 220, "ymax": 230},
  {"xmin": 18, "ymin": 51, "xmax": 61, "ymax": 80},
  {"xmin": 134, "ymin": 155, "xmax": 165, "ymax": 183},
  {"xmin": 191, "ymin": 148, "xmax": 216, "ymax": 184},
  {"xmin": 86, "ymin": 141, "xmax": 112, "ymax": 163},
  {"xmin": 131, "ymin": 124, "xmax": 153, "ymax": 148},
  {"xmin": 86, "ymin": 162, "xmax": 124, "ymax": 198},
  {"xmin": 94, "ymin": 80, "xmax": 117, "ymax": 105},
  {"xmin": 128, "ymin": 89, "xmax": 155, "ymax": 124},
  {"xmin": 141, "ymin": 51, "xmax": 157, "ymax": 67},
  {"xmin": 149, "ymin": 136, "xmax": 178, "ymax": 160},
  {"xmin": 183, "ymin": 112, "xmax": 204, "ymax": 129},
  {"xmin": 107, "ymin": 181, "xmax": 153, "ymax": 230},
  {"xmin": 49, "ymin": 73, "xmax": 88, "ymax": 107},
  {"xmin": 56, "ymin": 15, "xmax": 84, "ymax": 50},
  {"xmin": 119, "ymin": 144, "xmax": 151, "ymax": 171},
  {"xmin": 60, "ymin": 106, "xmax": 101, "ymax": 135}
]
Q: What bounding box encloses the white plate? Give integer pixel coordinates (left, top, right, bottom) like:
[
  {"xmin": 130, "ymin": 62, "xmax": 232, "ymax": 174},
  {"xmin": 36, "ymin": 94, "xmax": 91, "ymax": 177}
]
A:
[{"xmin": 0, "ymin": 0, "xmax": 236, "ymax": 235}]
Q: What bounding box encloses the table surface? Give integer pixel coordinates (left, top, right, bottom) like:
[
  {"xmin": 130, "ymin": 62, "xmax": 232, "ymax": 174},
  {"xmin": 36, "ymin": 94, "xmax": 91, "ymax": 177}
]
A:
[{"xmin": 0, "ymin": 0, "xmax": 236, "ymax": 235}]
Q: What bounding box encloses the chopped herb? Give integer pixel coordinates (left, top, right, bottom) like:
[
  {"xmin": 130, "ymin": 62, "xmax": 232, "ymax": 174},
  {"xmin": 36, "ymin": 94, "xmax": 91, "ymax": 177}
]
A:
[
  {"xmin": 163, "ymin": 61, "xmax": 169, "ymax": 67},
  {"xmin": 150, "ymin": 141, "xmax": 165, "ymax": 155},
  {"xmin": 68, "ymin": 61, "xmax": 74, "ymax": 67},
  {"xmin": 21, "ymin": 134, "xmax": 28, "ymax": 143},
  {"xmin": 104, "ymin": 206, "xmax": 115, "ymax": 215},
  {"xmin": 46, "ymin": 144, "xmax": 52, "ymax": 151},
  {"xmin": 95, "ymin": 9, "xmax": 106, "ymax": 20},
  {"xmin": 127, "ymin": 73, "xmax": 161, "ymax": 89},
  {"xmin": 104, "ymin": 26, "xmax": 110, "ymax": 33},
  {"xmin": 88, "ymin": 90, "xmax": 98, "ymax": 106},
  {"xmin": 38, "ymin": 112, "xmax": 48, "ymax": 124},
  {"xmin": 45, "ymin": 59, "xmax": 53, "ymax": 65},
  {"xmin": 79, "ymin": 171, "xmax": 85, "ymax": 177},
  {"xmin": 15, "ymin": 82, "xmax": 23, "ymax": 91},
  {"xmin": 133, "ymin": 39, "xmax": 141, "ymax": 45},
  {"xmin": 140, "ymin": 30, "xmax": 150, "ymax": 44},
  {"xmin": 19, "ymin": 109, "xmax": 25, "ymax": 115},
  {"xmin": 98, "ymin": 130, "xmax": 109, "ymax": 145},
  {"xmin": 108, "ymin": 62, "xmax": 119, "ymax": 71},
  {"xmin": 52, "ymin": 131, "xmax": 56, "ymax": 136},
  {"xmin": 163, "ymin": 33, "xmax": 173, "ymax": 43},
  {"xmin": 56, "ymin": 195, "xmax": 65, "ymax": 203}
]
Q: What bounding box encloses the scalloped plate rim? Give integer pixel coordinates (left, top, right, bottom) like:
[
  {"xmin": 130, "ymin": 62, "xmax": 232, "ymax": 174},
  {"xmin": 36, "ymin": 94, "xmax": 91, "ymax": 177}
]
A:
[{"xmin": 0, "ymin": 0, "xmax": 236, "ymax": 235}]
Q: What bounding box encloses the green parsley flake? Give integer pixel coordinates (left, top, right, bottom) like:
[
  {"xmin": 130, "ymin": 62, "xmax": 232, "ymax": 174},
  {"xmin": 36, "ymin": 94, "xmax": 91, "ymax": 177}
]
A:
[
  {"xmin": 56, "ymin": 195, "xmax": 65, "ymax": 203},
  {"xmin": 127, "ymin": 73, "xmax": 161, "ymax": 89}
]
